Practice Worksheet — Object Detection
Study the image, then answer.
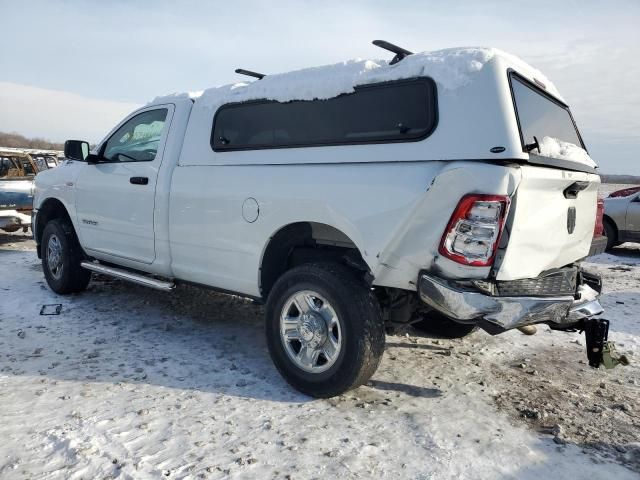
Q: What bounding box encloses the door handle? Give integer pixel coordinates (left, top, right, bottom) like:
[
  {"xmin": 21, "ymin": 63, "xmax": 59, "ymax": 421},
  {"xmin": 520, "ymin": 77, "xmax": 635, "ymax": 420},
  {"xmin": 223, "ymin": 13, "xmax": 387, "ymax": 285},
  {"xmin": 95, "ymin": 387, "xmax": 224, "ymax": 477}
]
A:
[{"xmin": 130, "ymin": 176, "xmax": 149, "ymax": 185}]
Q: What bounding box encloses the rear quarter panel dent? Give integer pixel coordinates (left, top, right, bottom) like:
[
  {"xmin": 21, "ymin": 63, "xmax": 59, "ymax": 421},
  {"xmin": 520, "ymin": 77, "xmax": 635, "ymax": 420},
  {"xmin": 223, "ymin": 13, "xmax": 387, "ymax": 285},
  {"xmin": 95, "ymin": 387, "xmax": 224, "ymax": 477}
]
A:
[{"xmin": 374, "ymin": 162, "xmax": 521, "ymax": 288}]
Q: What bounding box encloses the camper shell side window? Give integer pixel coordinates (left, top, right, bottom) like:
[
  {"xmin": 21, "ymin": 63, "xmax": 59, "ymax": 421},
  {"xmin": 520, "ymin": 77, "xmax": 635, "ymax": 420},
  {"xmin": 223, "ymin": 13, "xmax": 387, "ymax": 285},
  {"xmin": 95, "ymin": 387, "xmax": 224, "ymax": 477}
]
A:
[{"xmin": 211, "ymin": 77, "xmax": 438, "ymax": 151}]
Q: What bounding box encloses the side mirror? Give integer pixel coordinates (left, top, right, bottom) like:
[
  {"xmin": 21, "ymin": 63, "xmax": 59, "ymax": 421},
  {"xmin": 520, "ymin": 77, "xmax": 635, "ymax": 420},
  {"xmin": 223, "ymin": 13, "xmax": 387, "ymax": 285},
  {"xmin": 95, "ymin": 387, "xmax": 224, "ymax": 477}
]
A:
[{"xmin": 64, "ymin": 140, "xmax": 90, "ymax": 161}]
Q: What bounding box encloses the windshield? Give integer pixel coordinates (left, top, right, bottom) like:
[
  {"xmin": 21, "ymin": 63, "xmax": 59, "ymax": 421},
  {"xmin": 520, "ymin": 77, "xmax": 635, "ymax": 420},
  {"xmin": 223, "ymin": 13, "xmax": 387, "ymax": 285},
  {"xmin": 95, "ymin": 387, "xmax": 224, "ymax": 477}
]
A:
[{"xmin": 511, "ymin": 74, "xmax": 583, "ymax": 151}]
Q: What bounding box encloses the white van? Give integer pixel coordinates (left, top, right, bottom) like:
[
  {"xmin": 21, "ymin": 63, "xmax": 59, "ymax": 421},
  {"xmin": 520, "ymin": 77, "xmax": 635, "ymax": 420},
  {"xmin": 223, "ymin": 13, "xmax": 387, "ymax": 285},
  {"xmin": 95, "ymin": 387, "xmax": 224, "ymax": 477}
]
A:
[{"xmin": 33, "ymin": 41, "xmax": 608, "ymax": 397}]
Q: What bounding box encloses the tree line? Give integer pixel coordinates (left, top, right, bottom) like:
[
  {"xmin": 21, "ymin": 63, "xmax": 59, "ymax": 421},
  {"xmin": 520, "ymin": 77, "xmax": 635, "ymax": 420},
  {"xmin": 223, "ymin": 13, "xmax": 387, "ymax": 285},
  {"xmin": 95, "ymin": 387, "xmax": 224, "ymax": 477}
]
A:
[{"xmin": 0, "ymin": 131, "xmax": 64, "ymax": 150}]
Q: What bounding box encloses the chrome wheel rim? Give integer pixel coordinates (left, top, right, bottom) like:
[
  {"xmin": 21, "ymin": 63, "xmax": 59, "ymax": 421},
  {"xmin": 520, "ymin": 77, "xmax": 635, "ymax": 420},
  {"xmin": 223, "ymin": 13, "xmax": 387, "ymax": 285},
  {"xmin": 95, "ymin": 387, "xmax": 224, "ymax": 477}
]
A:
[
  {"xmin": 47, "ymin": 234, "xmax": 64, "ymax": 280},
  {"xmin": 280, "ymin": 290, "xmax": 342, "ymax": 373}
]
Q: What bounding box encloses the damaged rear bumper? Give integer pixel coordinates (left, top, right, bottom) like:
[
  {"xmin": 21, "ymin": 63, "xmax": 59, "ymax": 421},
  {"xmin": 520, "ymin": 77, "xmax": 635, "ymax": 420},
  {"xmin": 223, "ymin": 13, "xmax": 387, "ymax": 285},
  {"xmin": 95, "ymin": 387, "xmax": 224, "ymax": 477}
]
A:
[
  {"xmin": 418, "ymin": 271, "xmax": 603, "ymax": 332},
  {"xmin": 589, "ymin": 235, "xmax": 608, "ymax": 257}
]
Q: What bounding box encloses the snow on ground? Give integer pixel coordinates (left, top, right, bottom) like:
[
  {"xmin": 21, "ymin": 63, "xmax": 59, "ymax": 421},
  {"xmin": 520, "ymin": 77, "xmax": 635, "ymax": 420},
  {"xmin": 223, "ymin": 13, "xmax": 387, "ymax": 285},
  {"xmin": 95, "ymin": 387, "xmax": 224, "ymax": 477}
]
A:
[{"xmin": 0, "ymin": 232, "xmax": 638, "ymax": 479}]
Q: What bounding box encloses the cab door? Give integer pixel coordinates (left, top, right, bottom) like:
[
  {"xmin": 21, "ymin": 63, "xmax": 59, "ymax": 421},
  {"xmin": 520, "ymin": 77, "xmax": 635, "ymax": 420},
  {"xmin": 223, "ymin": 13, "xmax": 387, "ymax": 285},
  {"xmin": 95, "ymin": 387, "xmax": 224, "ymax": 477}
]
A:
[{"xmin": 74, "ymin": 105, "xmax": 173, "ymax": 264}]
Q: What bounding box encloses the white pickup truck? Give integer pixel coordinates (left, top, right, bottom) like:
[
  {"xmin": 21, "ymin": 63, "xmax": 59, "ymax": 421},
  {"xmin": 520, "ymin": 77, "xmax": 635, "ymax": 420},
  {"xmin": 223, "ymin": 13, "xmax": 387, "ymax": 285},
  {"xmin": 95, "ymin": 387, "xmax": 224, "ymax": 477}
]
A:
[{"xmin": 33, "ymin": 42, "xmax": 611, "ymax": 397}]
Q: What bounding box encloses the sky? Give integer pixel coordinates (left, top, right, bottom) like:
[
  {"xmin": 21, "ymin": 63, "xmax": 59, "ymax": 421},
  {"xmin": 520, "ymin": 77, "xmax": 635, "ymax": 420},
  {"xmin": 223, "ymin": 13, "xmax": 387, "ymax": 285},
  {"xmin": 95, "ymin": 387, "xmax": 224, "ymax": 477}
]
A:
[{"xmin": 0, "ymin": 0, "xmax": 638, "ymax": 174}]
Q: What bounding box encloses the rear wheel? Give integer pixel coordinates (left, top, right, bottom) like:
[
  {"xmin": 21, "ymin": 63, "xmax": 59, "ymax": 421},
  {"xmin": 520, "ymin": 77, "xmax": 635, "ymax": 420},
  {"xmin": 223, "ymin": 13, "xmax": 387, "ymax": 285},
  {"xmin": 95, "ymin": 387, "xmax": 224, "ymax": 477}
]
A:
[
  {"xmin": 603, "ymin": 220, "xmax": 617, "ymax": 251},
  {"xmin": 412, "ymin": 310, "xmax": 477, "ymax": 339},
  {"xmin": 41, "ymin": 219, "xmax": 91, "ymax": 294},
  {"xmin": 265, "ymin": 263, "xmax": 385, "ymax": 398}
]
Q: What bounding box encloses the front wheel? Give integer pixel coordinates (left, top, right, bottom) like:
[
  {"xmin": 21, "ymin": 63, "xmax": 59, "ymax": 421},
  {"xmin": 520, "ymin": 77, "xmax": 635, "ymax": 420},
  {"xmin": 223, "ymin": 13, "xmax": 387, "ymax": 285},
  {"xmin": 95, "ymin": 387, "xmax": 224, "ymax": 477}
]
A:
[
  {"xmin": 41, "ymin": 219, "xmax": 91, "ymax": 294},
  {"xmin": 265, "ymin": 263, "xmax": 385, "ymax": 398}
]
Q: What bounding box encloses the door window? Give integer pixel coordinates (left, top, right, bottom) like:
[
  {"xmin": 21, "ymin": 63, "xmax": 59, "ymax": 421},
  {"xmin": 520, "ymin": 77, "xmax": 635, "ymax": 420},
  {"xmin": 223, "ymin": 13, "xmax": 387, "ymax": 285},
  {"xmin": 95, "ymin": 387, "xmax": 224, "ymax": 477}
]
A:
[
  {"xmin": 103, "ymin": 109, "xmax": 168, "ymax": 162},
  {"xmin": 0, "ymin": 157, "xmax": 14, "ymax": 178},
  {"xmin": 0, "ymin": 156, "xmax": 29, "ymax": 179}
]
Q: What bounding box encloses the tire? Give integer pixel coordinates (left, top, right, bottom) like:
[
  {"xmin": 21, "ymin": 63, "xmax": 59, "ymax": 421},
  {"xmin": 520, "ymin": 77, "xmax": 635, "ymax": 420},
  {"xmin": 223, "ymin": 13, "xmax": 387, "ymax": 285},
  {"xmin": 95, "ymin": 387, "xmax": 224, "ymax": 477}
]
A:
[
  {"xmin": 41, "ymin": 218, "xmax": 91, "ymax": 294},
  {"xmin": 412, "ymin": 311, "xmax": 477, "ymax": 339},
  {"xmin": 265, "ymin": 263, "xmax": 385, "ymax": 398},
  {"xmin": 603, "ymin": 220, "xmax": 617, "ymax": 251}
]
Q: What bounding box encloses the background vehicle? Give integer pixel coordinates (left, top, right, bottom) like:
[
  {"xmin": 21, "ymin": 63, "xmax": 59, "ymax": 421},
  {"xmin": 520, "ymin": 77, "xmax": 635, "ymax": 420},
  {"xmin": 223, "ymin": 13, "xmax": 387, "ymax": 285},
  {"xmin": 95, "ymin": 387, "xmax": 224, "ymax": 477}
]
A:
[
  {"xmin": 603, "ymin": 187, "xmax": 640, "ymax": 250},
  {"xmin": 32, "ymin": 43, "xmax": 608, "ymax": 397},
  {"xmin": 23, "ymin": 149, "xmax": 63, "ymax": 170},
  {"xmin": 0, "ymin": 148, "xmax": 40, "ymax": 232}
]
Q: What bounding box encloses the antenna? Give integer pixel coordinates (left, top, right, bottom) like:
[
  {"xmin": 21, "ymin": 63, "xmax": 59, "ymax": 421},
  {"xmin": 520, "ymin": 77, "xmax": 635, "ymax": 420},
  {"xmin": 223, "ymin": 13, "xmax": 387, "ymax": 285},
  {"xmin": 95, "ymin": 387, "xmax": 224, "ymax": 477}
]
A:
[
  {"xmin": 235, "ymin": 68, "xmax": 265, "ymax": 80},
  {"xmin": 372, "ymin": 40, "xmax": 413, "ymax": 65}
]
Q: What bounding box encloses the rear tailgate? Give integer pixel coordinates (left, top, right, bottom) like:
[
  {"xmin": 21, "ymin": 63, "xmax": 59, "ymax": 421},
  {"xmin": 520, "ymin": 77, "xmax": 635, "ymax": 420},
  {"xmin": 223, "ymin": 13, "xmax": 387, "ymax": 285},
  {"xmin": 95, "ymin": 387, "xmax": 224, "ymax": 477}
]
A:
[{"xmin": 496, "ymin": 164, "xmax": 600, "ymax": 281}]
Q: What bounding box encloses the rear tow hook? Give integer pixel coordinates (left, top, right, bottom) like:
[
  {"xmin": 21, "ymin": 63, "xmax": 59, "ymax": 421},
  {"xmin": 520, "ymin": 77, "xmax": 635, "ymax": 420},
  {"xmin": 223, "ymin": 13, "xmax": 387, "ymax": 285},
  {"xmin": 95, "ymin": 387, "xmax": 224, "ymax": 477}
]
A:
[{"xmin": 582, "ymin": 318, "xmax": 630, "ymax": 369}]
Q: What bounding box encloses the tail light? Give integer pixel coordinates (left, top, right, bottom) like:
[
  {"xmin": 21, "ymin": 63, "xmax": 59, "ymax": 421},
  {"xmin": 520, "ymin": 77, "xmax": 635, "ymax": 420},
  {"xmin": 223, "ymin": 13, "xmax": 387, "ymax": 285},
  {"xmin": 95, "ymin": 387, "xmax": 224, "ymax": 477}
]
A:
[
  {"xmin": 439, "ymin": 194, "xmax": 510, "ymax": 267},
  {"xmin": 594, "ymin": 198, "xmax": 604, "ymax": 236}
]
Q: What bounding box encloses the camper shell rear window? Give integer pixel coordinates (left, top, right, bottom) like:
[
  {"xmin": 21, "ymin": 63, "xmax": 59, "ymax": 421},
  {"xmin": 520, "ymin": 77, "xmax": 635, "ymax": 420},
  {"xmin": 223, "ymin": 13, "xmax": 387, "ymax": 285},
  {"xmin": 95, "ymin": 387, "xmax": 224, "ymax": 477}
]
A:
[
  {"xmin": 211, "ymin": 77, "xmax": 438, "ymax": 151},
  {"xmin": 509, "ymin": 72, "xmax": 585, "ymax": 151}
]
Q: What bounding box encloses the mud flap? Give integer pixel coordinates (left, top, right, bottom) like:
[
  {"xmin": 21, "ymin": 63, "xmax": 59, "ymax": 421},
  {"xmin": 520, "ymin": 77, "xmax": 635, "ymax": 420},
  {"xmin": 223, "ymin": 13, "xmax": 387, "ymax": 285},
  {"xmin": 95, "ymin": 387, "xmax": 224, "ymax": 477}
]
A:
[
  {"xmin": 582, "ymin": 318, "xmax": 629, "ymax": 369},
  {"xmin": 583, "ymin": 318, "xmax": 608, "ymax": 367}
]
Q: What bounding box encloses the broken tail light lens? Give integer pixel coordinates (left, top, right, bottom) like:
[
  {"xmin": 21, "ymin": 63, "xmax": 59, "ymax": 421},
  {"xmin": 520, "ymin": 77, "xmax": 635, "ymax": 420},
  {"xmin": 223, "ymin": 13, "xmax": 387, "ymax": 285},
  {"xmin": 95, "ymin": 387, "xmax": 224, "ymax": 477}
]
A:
[{"xmin": 439, "ymin": 194, "xmax": 510, "ymax": 267}]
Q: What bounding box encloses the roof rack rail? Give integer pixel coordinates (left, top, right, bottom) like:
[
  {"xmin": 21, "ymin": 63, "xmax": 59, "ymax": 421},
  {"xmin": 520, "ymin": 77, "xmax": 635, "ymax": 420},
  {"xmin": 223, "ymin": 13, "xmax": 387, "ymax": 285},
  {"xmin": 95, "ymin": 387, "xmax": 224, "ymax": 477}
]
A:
[
  {"xmin": 235, "ymin": 68, "xmax": 265, "ymax": 80},
  {"xmin": 372, "ymin": 40, "xmax": 413, "ymax": 65}
]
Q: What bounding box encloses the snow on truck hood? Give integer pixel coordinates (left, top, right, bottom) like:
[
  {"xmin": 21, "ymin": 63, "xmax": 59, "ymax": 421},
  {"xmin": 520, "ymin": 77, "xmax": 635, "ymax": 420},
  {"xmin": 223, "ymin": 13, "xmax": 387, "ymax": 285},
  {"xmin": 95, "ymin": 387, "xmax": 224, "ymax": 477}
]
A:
[{"xmin": 152, "ymin": 47, "xmax": 560, "ymax": 106}]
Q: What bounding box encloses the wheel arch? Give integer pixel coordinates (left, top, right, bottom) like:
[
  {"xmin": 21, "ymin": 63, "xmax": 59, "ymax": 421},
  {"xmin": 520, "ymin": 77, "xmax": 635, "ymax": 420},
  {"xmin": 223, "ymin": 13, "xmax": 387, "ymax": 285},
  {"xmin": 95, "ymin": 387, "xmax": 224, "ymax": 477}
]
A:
[
  {"xmin": 259, "ymin": 221, "xmax": 371, "ymax": 299},
  {"xmin": 35, "ymin": 198, "xmax": 75, "ymax": 258},
  {"xmin": 603, "ymin": 214, "xmax": 618, "ymax": 240}
]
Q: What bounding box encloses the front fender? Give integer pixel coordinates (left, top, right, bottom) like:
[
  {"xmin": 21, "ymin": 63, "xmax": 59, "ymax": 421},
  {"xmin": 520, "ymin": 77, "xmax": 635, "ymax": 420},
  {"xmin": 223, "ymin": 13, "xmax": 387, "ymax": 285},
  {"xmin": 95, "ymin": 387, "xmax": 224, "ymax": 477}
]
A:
[{"xmin": 34, "ymin": 161, "xmax": 82, "ymax": 218}]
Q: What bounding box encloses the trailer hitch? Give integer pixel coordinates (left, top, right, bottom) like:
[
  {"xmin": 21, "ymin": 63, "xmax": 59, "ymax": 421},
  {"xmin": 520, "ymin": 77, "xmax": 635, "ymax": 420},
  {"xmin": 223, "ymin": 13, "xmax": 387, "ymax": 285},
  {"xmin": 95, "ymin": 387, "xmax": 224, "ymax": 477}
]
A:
[{"xmin": 582, "ymin": 318, "xmax": 629, "ymax": 369}]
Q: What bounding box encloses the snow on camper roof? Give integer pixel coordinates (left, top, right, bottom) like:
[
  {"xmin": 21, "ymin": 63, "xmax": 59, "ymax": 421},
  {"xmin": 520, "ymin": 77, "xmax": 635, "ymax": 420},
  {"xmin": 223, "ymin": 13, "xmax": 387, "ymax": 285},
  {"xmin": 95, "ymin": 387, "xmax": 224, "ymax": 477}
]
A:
[{"xmin": 150, "ymin": 47, "xmax": 560, "ymax": 108}]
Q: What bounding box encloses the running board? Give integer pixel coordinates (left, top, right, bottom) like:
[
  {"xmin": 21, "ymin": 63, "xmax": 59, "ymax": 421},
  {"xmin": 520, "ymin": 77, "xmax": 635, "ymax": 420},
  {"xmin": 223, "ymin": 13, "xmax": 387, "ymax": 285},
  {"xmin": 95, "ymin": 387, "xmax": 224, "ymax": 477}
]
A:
[{"xmin": 80, "ymin": 261, "xmax": 175, "ymax": 291}]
